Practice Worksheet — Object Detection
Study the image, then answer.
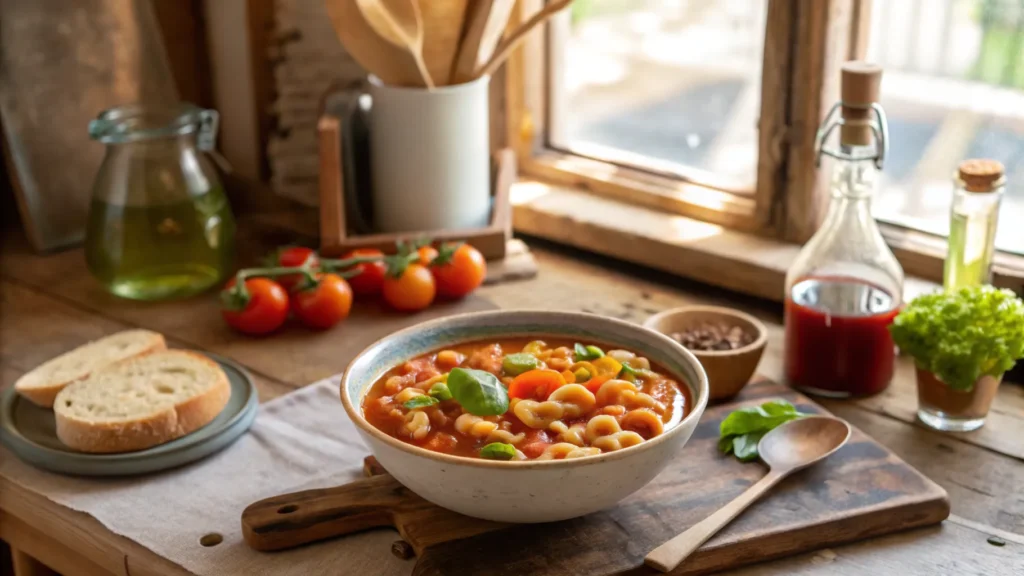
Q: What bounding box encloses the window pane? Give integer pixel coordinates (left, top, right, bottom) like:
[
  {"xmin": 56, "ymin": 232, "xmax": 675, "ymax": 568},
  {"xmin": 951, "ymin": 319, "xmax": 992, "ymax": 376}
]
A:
[
  {"xmin": 869, "ymin": 0, "xmax": 1024, "ymax": 253},
  {"xmin": 548, "ymin": 0, "xmax": 767, "ymax": 192}
]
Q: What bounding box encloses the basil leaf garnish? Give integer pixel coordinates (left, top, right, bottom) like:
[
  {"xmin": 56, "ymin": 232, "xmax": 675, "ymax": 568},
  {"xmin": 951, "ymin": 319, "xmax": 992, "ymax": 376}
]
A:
[{"xmin": 446, "ymin": 367, "xmax": 509, "ymax": 416}]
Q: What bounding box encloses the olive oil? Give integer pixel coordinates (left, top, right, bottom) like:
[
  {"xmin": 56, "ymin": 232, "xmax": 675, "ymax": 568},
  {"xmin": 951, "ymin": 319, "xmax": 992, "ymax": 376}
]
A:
[
  {"xmin": 943, "ymin": 159, "xmax": 1004, "ymax": 292},
  {"xmin": 944, "ymin": 208, "xmax": 998, "ymax": 289},
  {"xmin": 85, "ymin": 187, "xmax": 235, "ymax": 300}
]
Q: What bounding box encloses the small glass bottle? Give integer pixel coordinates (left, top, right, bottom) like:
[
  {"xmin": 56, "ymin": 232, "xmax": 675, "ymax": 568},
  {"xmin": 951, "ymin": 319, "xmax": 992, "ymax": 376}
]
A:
[
  {"xmin": 85, "ymin": 103, "xmax": 235, "ymax": 301},
  {"xmin": 784, "ymin": 62, "xmax": 905, "ymax": 398},
  {"xmin": 943, "ymin": 159, "xmax": 1004, "ymax": 291}
]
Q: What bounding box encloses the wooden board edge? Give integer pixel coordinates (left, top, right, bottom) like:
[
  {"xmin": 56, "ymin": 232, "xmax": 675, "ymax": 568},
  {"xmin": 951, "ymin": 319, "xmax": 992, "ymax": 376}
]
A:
[{"xmin": 677, "ymin": 494, "xmax": 951, "ymax": 575}]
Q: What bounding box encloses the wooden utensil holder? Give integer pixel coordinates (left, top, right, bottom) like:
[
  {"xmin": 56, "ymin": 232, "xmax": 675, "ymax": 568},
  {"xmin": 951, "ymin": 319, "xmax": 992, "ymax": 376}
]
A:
[{"xmin": 317, "ymin": 113, "xmax": 513, "ymax": 259}]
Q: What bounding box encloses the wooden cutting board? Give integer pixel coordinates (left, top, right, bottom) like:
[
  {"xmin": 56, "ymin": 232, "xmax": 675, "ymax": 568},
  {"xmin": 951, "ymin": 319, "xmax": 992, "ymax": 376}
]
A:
[{"xmin": 242, "ymin": 378, "xmax": 949, "ymax": 575}]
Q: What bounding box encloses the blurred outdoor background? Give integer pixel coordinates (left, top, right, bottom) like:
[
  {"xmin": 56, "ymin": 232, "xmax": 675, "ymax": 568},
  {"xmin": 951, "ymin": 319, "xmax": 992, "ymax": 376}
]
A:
[{"xmin": 553, "ymin": 0, "xmax": 1024, "ymax": 252}]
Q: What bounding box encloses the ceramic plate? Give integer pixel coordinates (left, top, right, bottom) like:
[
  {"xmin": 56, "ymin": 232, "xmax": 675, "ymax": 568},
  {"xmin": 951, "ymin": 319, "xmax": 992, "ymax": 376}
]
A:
[{"xmin": 0, "ymin": 352, "xmax": 258, "ymax": 476}]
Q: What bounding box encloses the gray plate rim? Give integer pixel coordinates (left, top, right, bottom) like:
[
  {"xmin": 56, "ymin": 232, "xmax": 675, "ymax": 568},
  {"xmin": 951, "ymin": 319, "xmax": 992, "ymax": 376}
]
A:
[{"xmin": 0, "ymin": 352, "xmax": 259, "ymax": 476}]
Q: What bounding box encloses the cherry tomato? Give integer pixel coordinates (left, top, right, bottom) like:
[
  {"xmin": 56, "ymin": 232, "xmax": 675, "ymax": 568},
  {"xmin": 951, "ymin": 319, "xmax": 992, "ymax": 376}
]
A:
[
  {"xmin": 221, "ymin": 278, "xmax": 289, "ymax": 335},
  {"xmin": 382, "ymin": 263, "xmax": 436, "ymax": 312},
  {"xmin": 343, "ymin": 248, "xmax": 387, "ymax": 296},
  {"xmin": 431, "ymin": 244, "xmax": 486, "ymax": 299},
  {"xmin": 417, "ymin": 245, "xmax": 439, "ymax": 265},
  {"xmin": 508, "ymin": 369, "xmax": 566, "ymax": 400},
  {"xmin": 274, "ymin": 247, "xmax": 319, "ymax": 291},
  {"xmin": 291, "ymin": 273, "xmax": 353, "ymax": 330}
]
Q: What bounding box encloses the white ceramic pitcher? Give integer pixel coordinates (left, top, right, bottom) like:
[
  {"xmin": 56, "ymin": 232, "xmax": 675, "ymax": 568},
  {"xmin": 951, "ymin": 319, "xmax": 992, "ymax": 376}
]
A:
[{"xmin": 368, "ymin": 75, "xmax": 491, "ymax": 233}]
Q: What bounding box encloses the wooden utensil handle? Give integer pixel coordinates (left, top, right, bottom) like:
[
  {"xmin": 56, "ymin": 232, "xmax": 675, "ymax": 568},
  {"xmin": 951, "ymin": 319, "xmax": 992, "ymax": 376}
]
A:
[
  {"xmin": 644, "ymin": 471, "xmax": 786, "ymax": 573},
  {"xmin": 476, "ymin": 0, "xmax": 572, "ymax": 78},
  {"xmin": 242, "ymin": 474, "xmax": 406, "ymax": 552}
]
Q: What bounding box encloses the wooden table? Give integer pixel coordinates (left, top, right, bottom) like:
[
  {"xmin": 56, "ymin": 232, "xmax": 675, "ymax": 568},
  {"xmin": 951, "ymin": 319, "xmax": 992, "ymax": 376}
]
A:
[{"xmin": 1, "ymin": 225, "xmax": 1022, "ymax": 576}]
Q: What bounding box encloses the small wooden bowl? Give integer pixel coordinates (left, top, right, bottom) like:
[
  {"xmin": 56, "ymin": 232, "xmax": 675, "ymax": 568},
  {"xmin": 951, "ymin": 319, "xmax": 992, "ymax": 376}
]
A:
[{"xmin": 644, "ymin": 306, "xmax": 767, "ymax": 401}]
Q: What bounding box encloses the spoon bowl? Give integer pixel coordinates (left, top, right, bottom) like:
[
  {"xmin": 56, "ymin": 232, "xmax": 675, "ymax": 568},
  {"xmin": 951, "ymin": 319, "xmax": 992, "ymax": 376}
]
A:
[
  {"xmin": 645, "ymin": 415, "xmax": 851, "ymax": 573},
  {"xmin": 354, "ymin": 0, "xmax": 435, "ymax": 88},
  {"xmin": 759, "ymin": 415, "xmax": 851, "ymax": 472}
]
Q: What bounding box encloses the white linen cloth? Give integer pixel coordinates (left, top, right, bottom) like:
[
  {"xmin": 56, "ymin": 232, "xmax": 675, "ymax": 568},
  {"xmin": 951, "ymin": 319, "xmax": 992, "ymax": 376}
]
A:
[{"xmin": 1, "ymin": 378, "xmax": 412, "ymax": 576}]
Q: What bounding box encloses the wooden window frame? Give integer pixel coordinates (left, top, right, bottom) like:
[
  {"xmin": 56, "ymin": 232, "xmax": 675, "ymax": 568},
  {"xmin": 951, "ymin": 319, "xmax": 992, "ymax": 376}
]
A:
[
  {"xmin": 500, "ymin": 0, "xmax": 1024, "ymax": 296},
  {"xmin": 504, "ymin": 0, "xmax": 865, "ymax": 241}
]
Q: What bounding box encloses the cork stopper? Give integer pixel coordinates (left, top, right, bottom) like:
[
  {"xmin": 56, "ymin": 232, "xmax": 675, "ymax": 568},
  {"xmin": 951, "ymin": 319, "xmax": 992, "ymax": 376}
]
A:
[
  {"xmin": 839, "ymin": 61, "xmax": 882, "ymax": 146},
  {"xmin": 957, "ymin": 159, "xmax": 1005, "ymax": 192}
]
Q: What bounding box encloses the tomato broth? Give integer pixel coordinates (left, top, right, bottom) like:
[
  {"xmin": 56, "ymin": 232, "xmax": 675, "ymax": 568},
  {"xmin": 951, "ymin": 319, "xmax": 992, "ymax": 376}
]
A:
[{"xmin": 362, "ymin": 338, "xmax": 690, "ymax": 461}]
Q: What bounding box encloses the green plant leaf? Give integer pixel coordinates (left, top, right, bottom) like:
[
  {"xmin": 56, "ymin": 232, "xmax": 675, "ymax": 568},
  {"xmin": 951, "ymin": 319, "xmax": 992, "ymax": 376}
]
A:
[
  {"xmin": 719, "ymin": 403, "xmax": 802, "ymax": 437},
  {"xmin": 890, "ymin": 286, "xmax": 1024, "ymax": 391},
  {"xmin": 732, "ymin": 432, "xmax": 766, "ymax": 462},
  {"xmin": 718, "ymin": 434, "xmax": 735, "ymax": 455},
  {"xmin": 447, "ymin": 368, "xmax": 509, "ymax": 416},
  {"xmin": 718, "ymin": 400, "xmax": 809, "ymax": 462},
  {"xmin": 403, "ymin": 395, "xmax": 439, "ymax": 410}
]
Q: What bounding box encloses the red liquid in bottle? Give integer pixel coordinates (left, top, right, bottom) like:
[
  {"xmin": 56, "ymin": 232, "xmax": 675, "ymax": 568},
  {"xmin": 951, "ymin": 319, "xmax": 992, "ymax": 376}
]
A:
[{"xmin": 784, "ymin": 276, "xmax": 898, "ymax": 397}]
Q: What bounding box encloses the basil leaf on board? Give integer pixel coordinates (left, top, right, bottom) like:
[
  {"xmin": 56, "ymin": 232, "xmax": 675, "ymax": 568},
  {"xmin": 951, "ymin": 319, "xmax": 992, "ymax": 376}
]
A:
[
  {"xmin": 761, "ymin": 400, "xmax": 800, "ymax": 417},
  {"xmin": 403, "ymin": 395, "xmax": 439, "ymax": 410},
  {"xmin": 732, "ymin": 432, "xmax": 766, "ymax": 462},
  {"xmin": 428, "ymin": 382, "xmax": 453, "ymax": 401},
  {"xmin": 718, "ymin": 400, "xmax": 810, "ymax": 462},
  {"xmin": 719, "ymin": 402, "xmax": 803, "ymax": 437},
  {"xmin": 479, "ymin": 442, "xmax": 516, "ymax": 460},
  {"xmin": 447, "ymin": 367, "xmax": 509, "ymax": 416},
  {"xmin": 718, "ymin": 434, "xmax": 735, "ymax": 455}
]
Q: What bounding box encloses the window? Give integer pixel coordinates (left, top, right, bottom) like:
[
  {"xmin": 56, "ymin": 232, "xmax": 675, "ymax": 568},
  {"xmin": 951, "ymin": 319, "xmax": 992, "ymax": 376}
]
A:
[
  {"xmin": 868, "ymin": 0, "xmax": 1024, "ymax": 255},
  {"xmin": 503, "ymin": 0, "xmax": 1024, "ymax": 295},
  {"xmin": 548, "ymin": 0, "xmax": 768, "ymax": 194}
]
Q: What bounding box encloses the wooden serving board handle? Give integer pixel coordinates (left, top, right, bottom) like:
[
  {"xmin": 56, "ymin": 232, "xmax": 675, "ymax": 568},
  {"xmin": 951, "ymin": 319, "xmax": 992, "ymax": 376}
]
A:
[
  {"xmin": 242, "ymin": 473, "xmax": 409, "ymax": 552},
  {"xmin": 242, "ymin": 457, "xmax": 504, "ymax": 554}
]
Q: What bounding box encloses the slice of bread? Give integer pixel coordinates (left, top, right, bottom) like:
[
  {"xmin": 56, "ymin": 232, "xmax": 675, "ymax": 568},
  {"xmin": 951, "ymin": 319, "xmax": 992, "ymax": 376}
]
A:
[
  {"xmin": 54, "ymin": 350, "xmax": 231, "ymax": 454},
  {"xmin": 15, "ymin": 329, "xmax": 166, "ymax": 408}
]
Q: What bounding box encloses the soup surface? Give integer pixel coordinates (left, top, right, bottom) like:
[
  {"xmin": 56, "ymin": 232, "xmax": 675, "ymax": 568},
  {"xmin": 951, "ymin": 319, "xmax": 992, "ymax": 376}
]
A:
[{"xmin": 362, "ymin": 338, "xmax": 691, "ymax": 461}]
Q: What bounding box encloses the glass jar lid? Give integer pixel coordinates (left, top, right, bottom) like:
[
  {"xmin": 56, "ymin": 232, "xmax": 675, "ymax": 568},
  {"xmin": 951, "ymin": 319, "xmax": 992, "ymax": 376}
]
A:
[{"xmin": 88, "ymin": 103, "xmax": 218, "ymax": 150}]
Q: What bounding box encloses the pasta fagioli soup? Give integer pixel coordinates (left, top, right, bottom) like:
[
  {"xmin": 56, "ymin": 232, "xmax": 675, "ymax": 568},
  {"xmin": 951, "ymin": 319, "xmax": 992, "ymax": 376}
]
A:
[{"xmin": 362, "ymin": 339, "xmax": 691, "ymax": 461}]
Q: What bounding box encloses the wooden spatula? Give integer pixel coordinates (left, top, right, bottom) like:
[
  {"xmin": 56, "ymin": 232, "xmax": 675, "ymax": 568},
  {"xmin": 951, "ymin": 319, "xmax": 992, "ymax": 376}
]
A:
[
  {"xmin": 418, "ymin": 0, "xmax": 468, "ymax": 86},
  {"xmin": 323, "ymin": 0, "xmax": 426, "ymax": 87},
  {"xmin": 354, "ymin": 0, "xmax": 435, "ymax": 88},
  {"xmin": 477, "ymin": 0, "xmax": 573, "ymax": 79},
  {"xmin": 450, "ymin": 0, "xmax": 516, "ymax": 84},
  {"xmin": 325, "ymin": 0, "xmax": 425, "ymax": 86}
]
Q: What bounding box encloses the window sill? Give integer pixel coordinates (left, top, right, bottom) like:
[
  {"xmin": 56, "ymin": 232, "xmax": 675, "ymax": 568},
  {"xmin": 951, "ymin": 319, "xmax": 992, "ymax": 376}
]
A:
[{"xmin": 510, "ymin": 179, "xmax": 953, "ymax": 302}]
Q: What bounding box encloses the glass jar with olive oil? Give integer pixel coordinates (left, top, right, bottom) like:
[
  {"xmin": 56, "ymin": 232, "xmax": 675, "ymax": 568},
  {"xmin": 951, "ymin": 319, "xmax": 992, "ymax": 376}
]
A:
[{"xmin": 85, "ymin": 103, "xmax": 235, "ymax": 300}]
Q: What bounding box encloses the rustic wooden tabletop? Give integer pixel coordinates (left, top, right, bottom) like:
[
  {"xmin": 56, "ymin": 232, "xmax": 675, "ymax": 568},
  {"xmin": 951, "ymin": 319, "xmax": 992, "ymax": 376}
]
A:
[{"xmin": 1, "ymin": 223, "xmax": 1022, "ymax": 576}]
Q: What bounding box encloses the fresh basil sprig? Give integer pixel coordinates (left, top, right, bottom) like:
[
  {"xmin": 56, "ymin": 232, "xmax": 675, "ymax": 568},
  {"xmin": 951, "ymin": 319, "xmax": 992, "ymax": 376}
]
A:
[
  {"xmin": 446, "ymin": 367, "xmax": 509, "ymax": 416},
  {"xmin": 718, "ymin": 400, "xmax": 809, "ymax": 461}
]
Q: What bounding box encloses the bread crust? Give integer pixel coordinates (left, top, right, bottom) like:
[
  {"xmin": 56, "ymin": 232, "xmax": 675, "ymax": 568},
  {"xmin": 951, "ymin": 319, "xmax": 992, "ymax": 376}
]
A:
[
  {"xmin": 54, "ymin": 351, "xmax": 231, "ymax": 454},
  {"xmin": 15, "ymin": 330, "xmax": 166, "ymax": 408}
]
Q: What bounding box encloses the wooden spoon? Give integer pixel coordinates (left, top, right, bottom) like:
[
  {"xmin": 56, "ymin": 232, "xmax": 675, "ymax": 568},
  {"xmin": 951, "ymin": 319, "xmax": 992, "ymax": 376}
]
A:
[
  {"xmin": 418, "ymin": 0, "xmax": 468, "ymax": 86},
  {"xmin": 355, "ymin": 0, "xmax": 435, "ymax": 88},
  {"xmin": 644, "ymin": 416, "xmax": 852, "ymax": 573},
  {"xmin": 476, "ymin": 0, "xmax": 573, "ymax": 79},
  {"xmin": 323, "ymin": 0, "xmax": 425, "ymax": 87},
  {"xmin": 451, "ymin": 0, "xmax": 516, "ymax": 84}
]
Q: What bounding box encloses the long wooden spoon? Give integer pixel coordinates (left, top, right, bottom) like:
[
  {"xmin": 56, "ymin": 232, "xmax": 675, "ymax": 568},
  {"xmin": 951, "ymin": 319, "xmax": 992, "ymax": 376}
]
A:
[
  {"xmin": 419, "ymin": 0, "xmax": 468, "ymax": 86},
  {"xmin": 476, "ymin": 0, "xmax": 573, "ymax": 79},
  {"xmin": 644, "ymin": 416, "xmax": 852, "ymax": 573},
  {"xmin": 355, "ymin": 0, "xmax": 435, "ymax": 88},
  {"xmin": 451, "ymin": 0, "xmax": 516, "ymax": 84}
]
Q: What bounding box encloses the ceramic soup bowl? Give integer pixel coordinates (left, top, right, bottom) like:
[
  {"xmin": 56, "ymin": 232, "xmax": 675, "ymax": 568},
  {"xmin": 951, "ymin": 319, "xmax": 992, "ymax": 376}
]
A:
[{"xmin": 341, "ymin": 310, "xmax": 709, "ymax": 523}]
